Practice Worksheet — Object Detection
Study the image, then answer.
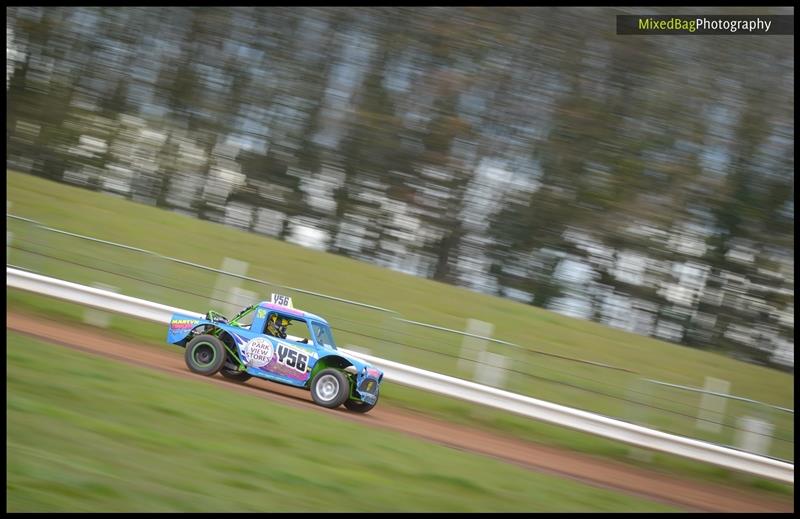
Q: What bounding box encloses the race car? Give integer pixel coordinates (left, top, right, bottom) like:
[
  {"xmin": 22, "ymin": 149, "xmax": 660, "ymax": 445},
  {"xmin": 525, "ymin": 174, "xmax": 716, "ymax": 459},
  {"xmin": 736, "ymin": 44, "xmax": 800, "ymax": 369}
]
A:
[{"xmin": 166, "ymin": 293, "xmax": 383, "ymax": 413}]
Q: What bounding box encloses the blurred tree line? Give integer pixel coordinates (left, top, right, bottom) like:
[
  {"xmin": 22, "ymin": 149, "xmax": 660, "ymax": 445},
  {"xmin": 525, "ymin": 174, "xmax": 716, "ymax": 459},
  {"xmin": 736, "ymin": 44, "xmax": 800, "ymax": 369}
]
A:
[{"xmin": 6, "ymin": 7, "xmax": 794, "ymax": 369}]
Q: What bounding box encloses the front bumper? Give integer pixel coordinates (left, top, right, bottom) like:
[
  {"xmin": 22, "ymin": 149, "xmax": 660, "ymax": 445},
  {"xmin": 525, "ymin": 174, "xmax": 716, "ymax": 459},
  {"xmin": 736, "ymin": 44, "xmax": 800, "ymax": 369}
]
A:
[{"xmin": 356, "ymin": 377, "xmax": 380, "ymax": 404}]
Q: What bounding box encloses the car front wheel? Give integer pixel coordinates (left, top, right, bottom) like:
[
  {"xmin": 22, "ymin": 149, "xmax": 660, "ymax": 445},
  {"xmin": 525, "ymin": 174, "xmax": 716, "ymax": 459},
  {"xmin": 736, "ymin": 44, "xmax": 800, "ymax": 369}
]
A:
[{"xmin": 310, "ymin": 368, "xmax": 350, "ymax": 408}]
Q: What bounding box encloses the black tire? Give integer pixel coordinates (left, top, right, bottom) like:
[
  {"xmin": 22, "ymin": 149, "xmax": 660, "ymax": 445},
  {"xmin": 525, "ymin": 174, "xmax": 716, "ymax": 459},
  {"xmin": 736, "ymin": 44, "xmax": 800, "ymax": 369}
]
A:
[
  {"xmin": 220, "ymin": 354, "xmax": 252, "ymax": 382},
  {"xmin": 310, "ymin": 368, "xmax": 350, "ymax": 408},
  {"xmin": 185, "ymin": 335, "xmax": 226, "ymax": 376},
  {"xmin": 343, "ymin": 395, "xmax": 378, "ymax": 414},
  {"xmin": 220, "ymin": 368, "xmax": 252, "ymax": 382}
]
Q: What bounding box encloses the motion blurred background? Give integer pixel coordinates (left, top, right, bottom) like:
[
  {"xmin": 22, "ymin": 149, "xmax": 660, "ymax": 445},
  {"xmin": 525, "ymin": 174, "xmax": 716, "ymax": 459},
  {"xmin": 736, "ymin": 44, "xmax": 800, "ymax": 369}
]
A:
[{"xmin": 7, "ymin": 5, "xmax": 793, "ymax": 370}]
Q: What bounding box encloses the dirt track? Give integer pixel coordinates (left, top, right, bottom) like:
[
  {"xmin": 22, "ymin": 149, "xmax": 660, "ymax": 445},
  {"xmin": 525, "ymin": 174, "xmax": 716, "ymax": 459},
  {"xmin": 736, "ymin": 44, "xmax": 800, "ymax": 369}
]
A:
[{"xmin": 6, "ymin": 312, "xmax": 794, "ymax": 512}]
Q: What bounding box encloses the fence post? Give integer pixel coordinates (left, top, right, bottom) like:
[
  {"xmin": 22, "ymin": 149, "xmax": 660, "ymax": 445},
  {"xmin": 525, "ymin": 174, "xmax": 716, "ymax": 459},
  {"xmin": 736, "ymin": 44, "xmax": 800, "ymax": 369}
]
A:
[
  {"xmin": 211, "ymin": 257, "xmax": 249, "ymax": 317},
  {"xmin": 474, "ymin": 350, "xmax": 510, "ymax": 388},
  {"xmin": 457, "ymin": 319, "xmax": 493, "ymax": 373},
  {"xmin": 83, "ymin": 282, "xmax": 118, "ymax": 328},
  {"xmin": 230, "ymin": 286, "xmax": 257, "ymax": 317},
  {"xmin": 627, "ymin": 378, "xmax": 654, "ymax": 462},
  {"xmin": 696, "ymin": 377, "xmax": 730, "ymax": 433},
  {"xmin": 736, "ymin": 416, "xmax": 774, "ymax": 457}
]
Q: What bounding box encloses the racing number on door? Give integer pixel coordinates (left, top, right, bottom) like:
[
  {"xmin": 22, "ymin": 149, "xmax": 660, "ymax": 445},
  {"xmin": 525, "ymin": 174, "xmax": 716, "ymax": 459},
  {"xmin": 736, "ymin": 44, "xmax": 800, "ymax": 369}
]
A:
[{"xmin": 277, "ymin": 344, "xmax": 308, "ymax": 372}]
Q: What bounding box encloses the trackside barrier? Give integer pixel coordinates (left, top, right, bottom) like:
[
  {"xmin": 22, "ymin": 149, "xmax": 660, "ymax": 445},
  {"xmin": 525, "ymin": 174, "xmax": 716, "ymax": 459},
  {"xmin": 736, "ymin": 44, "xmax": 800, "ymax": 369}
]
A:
[
  {"xmin": 6, "ymin": 267, "xmax": 794, "ymax": 484},
  {"xmin": 5, "ymin": 213, "xmax": 627, "ymax": 371}
]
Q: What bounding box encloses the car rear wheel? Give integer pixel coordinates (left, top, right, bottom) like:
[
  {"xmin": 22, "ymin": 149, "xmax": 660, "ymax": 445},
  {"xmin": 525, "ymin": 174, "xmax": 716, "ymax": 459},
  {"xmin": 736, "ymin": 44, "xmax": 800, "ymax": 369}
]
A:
[
  {"xmin": 310, "ymin": 368, "xmax": 350, "ymax": 408},
  {"xmin": 220, "ymin": 353, "xmax": 251, "ymax": 381},
  {"xmin": 185, "ymin": 335, "xmax": 226, "ymax": 376},
  {"xmin": 343, "ymin": 396, "xmax": 378, "ymax": 413},
  {"xmin": 220, "ymin": 368, "xmax": 252, "ymax": 382}
]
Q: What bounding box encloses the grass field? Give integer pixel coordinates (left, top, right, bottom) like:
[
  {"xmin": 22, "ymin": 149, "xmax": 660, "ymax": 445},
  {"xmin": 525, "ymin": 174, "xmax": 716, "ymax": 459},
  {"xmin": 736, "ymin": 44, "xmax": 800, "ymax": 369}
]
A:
[
  {"xmin": 6, "ymin": 170, "xmax": 794, "ymax": 492},
  {"xmin": 6, "ymin": 331, "xmax": 681, "ymax": 512}
]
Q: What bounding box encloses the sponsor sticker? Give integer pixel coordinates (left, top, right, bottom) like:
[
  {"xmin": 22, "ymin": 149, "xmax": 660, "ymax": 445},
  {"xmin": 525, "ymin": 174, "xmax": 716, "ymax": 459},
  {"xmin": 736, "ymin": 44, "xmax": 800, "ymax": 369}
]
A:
[
  {"xmin": 171, "ymin": 319, "xmax": 199, "ymax": 330},
  {"xmin": 243, "ymin": 337, "xmax": 275, "ymax": 368}
]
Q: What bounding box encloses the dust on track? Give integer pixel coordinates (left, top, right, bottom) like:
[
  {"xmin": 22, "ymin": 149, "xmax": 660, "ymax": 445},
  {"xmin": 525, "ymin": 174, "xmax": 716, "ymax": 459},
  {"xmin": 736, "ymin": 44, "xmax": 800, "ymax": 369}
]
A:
[{"xmin": 6, "ymin": 312, "xmax": 793, "ymax": 512}]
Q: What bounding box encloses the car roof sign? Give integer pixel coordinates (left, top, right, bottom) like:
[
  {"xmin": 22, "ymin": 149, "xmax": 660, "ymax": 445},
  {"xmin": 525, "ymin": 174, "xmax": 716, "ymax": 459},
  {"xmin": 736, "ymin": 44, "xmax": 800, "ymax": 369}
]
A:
[{"xmin": 270, "ymin": 293, "xmax": 294, "ymax": 309}]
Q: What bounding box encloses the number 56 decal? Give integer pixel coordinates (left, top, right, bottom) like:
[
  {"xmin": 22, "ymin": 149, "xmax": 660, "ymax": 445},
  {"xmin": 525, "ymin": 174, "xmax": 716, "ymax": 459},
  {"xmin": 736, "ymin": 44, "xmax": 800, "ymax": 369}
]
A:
[{"xmin": 277, "ymin": 343, "xmax": 308, "ymax": 372}]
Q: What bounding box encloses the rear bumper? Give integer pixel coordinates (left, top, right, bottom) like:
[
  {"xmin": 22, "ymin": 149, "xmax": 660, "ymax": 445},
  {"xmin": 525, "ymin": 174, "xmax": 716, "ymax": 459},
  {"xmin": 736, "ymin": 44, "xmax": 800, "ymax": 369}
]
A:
[{"xmin": 167, "ymin": 313, "xmax": 206, "ymax": 345}]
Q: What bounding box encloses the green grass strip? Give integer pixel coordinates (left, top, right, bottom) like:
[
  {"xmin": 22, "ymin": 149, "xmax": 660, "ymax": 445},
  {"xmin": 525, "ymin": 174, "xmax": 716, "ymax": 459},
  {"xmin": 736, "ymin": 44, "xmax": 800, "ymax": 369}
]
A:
[{"xmin": 7, "ymin": 331, "xmax": 678, "ymax": 512}]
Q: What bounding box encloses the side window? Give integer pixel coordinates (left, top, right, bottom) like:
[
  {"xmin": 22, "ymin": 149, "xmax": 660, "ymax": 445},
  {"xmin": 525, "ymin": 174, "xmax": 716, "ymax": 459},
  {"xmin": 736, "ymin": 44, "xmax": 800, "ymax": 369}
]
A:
[
  {"xmin": 312, "ymin": 323, "xmax": 332, "ymax": 347},
  {"xmin": 268, "ymin": 314, "xmax": 312, "ymax": 344},
  {"xmin": 287, "ymin": 318, "xmax": 312, "ymax": 344}
]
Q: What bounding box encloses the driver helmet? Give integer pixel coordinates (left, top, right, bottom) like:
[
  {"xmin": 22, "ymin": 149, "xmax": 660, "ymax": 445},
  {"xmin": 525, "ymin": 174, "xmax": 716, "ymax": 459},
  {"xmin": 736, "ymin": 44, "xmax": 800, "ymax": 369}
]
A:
[{"xmin": 268, "ymin": 314, "xmax": 289, "ymax": 338}]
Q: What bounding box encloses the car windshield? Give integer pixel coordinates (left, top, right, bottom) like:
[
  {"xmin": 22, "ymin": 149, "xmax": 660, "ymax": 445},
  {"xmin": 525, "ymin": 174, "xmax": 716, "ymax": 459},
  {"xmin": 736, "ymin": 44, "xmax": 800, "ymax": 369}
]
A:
[{"xmin": 311, "ymin": 321, "xmax": 336, "ymax": 349}]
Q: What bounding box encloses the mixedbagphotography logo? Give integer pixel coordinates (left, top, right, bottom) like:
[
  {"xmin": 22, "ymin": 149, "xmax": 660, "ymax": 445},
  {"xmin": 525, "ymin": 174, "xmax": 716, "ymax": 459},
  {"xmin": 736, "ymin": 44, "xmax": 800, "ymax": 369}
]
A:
[{"xmin": 617, "ymin": 14, "xmax": 794, "ymax": 35}]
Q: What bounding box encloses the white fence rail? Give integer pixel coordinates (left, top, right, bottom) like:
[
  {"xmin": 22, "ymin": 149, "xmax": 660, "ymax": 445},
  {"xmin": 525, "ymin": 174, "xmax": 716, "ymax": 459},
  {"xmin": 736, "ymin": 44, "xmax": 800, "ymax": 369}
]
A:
[{"xmin": 6, "ymin": 267, "xmax": 794, "ymax": 484}]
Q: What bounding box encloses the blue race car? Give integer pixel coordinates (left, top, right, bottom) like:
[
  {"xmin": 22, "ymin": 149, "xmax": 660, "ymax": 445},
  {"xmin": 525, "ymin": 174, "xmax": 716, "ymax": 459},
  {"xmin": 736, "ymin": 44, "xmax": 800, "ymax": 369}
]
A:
[{"xmin": 166, "ymin": 294, "xmax": 383, "ymax": 413}]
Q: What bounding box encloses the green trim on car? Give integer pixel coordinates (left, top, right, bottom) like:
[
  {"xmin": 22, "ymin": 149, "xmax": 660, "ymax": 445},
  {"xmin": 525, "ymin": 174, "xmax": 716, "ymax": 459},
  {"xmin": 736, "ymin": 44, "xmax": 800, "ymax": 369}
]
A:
[{"xmin": 222, "ymin": 342, "xmax": 246, "ymax": 370}]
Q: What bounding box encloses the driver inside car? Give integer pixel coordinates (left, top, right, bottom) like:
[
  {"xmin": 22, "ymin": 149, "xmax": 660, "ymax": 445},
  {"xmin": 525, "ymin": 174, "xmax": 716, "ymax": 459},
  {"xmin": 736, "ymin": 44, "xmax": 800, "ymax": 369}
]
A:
[{"xmin": 266, "ymin": 314, "xmax": 289, "ymax": 339}]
